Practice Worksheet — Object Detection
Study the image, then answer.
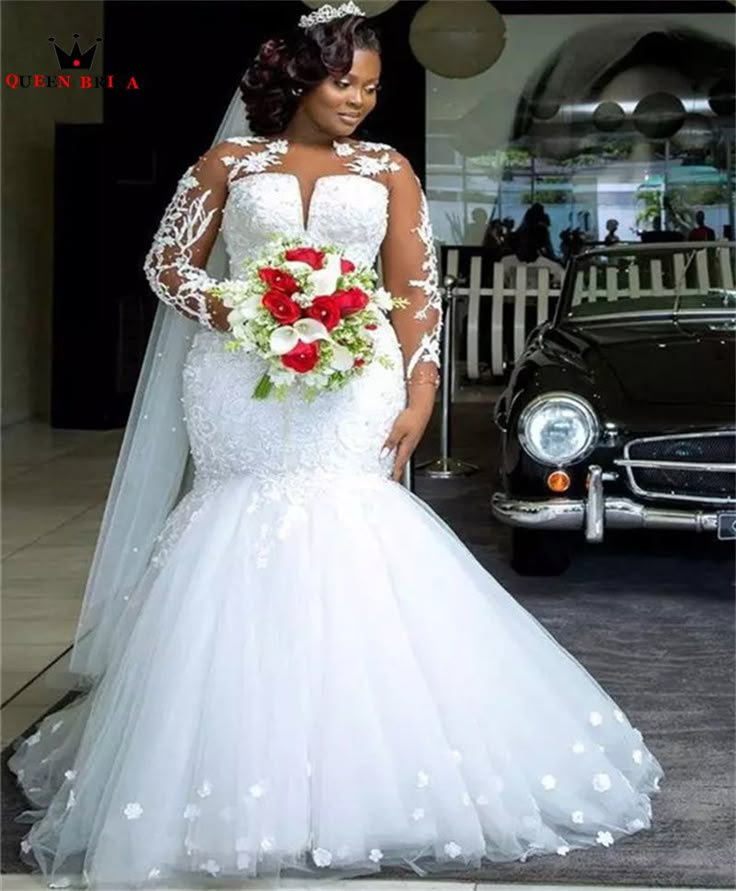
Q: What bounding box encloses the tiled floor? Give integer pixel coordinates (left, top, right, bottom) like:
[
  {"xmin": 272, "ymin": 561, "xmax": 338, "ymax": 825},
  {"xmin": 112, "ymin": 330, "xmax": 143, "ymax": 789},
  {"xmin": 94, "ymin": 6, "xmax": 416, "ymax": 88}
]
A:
[{"xmin": 1, "ymin": 420, "xmax": 122, "ymax": 744}]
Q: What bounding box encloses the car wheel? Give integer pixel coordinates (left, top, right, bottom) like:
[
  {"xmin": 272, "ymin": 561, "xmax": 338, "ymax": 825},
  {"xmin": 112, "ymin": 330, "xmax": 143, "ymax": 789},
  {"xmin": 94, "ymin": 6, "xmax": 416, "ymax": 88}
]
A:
[{"xmin": 511, "ymin": 528, "xmax": 571, "ymax": 576}]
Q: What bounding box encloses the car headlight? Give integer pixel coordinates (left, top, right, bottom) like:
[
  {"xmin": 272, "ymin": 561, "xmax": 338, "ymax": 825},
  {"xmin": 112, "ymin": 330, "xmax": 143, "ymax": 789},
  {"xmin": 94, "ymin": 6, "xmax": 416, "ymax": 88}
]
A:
[{"xmin": 518, "ymin": 393, "xmax": 599, "ymax": 466}]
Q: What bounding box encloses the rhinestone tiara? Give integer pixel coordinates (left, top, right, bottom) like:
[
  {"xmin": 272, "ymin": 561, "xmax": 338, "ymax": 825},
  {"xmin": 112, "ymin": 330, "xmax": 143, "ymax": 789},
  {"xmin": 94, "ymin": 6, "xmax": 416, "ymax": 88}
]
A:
[{"xmin": 298, "ymin": 1, "xmax": 367, "ymax": 30}]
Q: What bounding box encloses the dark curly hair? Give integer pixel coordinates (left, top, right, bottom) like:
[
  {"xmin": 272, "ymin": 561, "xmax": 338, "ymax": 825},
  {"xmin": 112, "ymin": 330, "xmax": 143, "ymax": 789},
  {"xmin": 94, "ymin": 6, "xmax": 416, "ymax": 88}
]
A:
[{"xmin": 240, "ymin": 14, "xmax": 381, "ymax": 137}]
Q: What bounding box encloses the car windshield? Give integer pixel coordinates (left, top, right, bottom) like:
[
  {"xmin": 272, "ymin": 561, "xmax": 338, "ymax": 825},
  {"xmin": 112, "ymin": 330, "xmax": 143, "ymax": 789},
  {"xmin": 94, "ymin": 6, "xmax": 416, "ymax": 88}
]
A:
[{"xmin": 564, "ymin": 244, "xmax": 736, "ymax": 320}]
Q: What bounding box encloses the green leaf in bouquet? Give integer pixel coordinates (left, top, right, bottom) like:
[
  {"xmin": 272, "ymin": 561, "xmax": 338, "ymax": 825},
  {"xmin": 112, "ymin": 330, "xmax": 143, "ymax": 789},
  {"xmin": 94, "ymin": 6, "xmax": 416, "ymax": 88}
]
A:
[{"xmin": 253, "ymin": 374, "xmax": 274, "ymax": 400}]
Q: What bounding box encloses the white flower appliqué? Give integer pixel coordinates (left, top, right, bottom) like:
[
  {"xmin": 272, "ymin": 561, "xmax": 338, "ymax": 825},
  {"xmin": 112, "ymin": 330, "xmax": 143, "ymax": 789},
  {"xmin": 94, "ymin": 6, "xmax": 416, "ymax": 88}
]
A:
[
  {"xmin": 593, "ymin": 772, "xmax": 612, "ymax": 792},
  {"xmin": 312, "ymin": 847, "xmax": 332, "ymax": 867},
  {"xmin": 541, "ymin": 774, "xmax": 557, "ymax": 790},
  {"xmin": 572, "ymin": 741, "xmax": 586, "ymax": 754},
  {"xmin": 183, "ymin": 803, "xmax": 201, "ymax": 820},
  {"xmin": 411, "ymin": 807, "xmax": 425, "ymax": 821},
  {"xmin": 444, "ymin": 841, "xmax": 462, "ymax": 859},
  {"xmin": 197, "ymin": 780, "xmax": 213, "ymax": 798},
  {"xmin": 589, "ymin": 710, "xmax": 603, "ymax": 727},
  {"xmin": 416, "ymin": 770, "xmax": 430, "ymax": 788},
  {"xmin": 123, "ymin": 801, "xmax": 143, "ymax": 820},
  {"xmin": 200, "ymin": 858, "xmax": 220, "ymax": 875},
  {"xmin": 557, "ymin": 844, "xmax": 571, "ymax": 856},
  {"xmin": 369, "ymin": 848, "xmax": 384, "ymax": 862},
  {"xmin": 596, "ymin": 830, "xmax": 615, "ymax": 847},
  {"xmin": 632, "ymin": 748, "xmax": 643, "ymax": 764},
  {"xmin": 572, "ymin": 810, "xmax": 585, "ymax": 824}
]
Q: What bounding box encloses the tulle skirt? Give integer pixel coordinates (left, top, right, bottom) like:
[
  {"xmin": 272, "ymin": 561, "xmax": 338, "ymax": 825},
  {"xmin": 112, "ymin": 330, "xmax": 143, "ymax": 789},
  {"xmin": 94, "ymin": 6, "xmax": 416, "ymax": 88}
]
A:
[{"xmin": 8, "ymin": 470, "xmax": 663, "ymax": 889}]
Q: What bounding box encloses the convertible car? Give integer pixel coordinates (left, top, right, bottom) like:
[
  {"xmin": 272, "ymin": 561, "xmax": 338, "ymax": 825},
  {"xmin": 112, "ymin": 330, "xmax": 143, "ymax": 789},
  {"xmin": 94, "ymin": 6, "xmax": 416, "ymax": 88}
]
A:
[{"xmin": 492, "ymin": 242, "xmax": 736, "ymax": 575}]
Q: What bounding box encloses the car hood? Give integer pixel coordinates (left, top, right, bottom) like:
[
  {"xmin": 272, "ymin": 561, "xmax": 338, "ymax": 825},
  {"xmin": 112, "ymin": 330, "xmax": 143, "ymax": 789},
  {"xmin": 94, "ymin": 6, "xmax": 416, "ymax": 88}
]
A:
[{"xmin": 543, "ymin": 318, "xmax": 735, "ymax": 428}]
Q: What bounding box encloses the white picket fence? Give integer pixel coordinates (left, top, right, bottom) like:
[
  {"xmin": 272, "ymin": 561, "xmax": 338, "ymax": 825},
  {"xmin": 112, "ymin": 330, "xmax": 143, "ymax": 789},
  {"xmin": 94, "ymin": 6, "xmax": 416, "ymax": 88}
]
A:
[{"xmin": 444, "ymin": 245, "xmax": 736, "ymax": 381}]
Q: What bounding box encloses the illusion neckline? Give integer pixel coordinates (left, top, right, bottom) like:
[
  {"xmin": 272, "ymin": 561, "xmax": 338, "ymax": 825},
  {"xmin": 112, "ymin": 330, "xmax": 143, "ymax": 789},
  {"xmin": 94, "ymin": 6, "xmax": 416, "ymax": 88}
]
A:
[{"xmin": 228, "ymin": 172, "xmax": 388, "ymax": 232}]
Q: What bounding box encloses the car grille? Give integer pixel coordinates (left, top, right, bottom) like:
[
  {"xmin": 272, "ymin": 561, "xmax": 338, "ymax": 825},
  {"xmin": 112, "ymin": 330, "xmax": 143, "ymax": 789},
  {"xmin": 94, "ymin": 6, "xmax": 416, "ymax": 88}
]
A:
[{"xmin": 618, "ymin": 431, "xmax": 736, "ymax": 504}]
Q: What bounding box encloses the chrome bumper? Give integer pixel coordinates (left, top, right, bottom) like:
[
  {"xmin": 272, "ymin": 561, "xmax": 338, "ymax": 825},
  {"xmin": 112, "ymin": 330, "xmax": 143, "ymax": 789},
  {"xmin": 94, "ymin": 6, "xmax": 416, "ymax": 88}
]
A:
[{"xmin": 491, "ymin": 465, "xmax": 723, "ymax": 543}]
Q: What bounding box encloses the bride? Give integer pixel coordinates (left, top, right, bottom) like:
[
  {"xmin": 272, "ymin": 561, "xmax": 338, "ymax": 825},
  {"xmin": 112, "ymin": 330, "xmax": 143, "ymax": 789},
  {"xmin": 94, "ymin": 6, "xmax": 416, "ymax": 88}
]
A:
[{"xmin": 7, "ymin": 3, "xmax": 663, "ymax": 888}]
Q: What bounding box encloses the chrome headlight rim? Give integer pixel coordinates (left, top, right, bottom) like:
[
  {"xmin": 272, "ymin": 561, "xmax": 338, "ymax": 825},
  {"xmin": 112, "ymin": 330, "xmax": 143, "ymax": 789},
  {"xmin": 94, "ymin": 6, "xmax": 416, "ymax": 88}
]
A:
[{"xmin": 518, "ymin": 391, "xmax": 600, "ymax": 467}]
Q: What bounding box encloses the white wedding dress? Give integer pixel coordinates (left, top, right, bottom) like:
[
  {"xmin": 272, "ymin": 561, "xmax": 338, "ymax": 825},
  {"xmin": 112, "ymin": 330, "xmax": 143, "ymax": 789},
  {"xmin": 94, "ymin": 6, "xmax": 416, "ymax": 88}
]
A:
[{"xmin": 8, "ymin": 137, "xmax": 663, "ymax": 890}]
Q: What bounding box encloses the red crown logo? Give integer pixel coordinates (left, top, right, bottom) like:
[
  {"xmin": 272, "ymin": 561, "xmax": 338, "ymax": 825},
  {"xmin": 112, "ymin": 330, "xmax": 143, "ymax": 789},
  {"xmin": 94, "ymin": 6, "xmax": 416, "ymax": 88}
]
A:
[{"xmin": 48, "ymin": 33, "xmax": 102, "ymax": 70}]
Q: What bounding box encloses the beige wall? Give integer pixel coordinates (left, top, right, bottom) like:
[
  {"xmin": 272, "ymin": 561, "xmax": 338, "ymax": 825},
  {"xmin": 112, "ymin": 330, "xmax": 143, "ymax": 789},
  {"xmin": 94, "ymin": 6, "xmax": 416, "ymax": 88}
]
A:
[{"xmin": 2, "ymin": 1, "xmax": 103, "ymax": 427}]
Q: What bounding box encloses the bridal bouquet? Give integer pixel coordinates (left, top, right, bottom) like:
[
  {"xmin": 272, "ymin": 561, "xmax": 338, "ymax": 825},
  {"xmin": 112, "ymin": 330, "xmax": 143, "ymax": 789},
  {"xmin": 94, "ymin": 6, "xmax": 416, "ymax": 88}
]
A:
[{"xmin": 210, "ymin": 237, "xmax": 406, "ymax": 401}]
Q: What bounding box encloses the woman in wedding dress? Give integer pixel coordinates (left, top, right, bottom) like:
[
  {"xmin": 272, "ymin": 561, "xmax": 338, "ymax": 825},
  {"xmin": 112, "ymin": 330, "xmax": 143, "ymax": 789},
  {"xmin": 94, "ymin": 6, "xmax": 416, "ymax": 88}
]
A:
[{"xmin": 7, "ymin": 4, "xmax": 663, "ymax": 888}]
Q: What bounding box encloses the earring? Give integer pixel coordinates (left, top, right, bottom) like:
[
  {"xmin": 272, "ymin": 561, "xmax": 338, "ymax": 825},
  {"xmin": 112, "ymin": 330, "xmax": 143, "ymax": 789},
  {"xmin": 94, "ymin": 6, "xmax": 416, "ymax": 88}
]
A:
[{"xmin": 291, "ymin": 86, "xmax": 303, "ymax": 97}]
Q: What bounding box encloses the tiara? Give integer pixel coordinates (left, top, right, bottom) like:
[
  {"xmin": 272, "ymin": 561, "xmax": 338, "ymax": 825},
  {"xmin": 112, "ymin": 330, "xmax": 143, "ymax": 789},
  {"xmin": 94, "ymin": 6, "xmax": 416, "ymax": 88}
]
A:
[{"xmin": 298, "ymin": 1, "xmax": 366, "ymax": 30}]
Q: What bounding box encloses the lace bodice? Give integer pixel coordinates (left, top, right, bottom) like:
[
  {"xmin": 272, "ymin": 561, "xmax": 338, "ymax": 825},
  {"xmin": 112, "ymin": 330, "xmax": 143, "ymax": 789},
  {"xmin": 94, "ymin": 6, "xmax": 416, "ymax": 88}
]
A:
[
  {"xmin": 222, "ymin": 172, "xmax": 388, "ymax": 270},
  {"xmin": 142, "ymin": 136, "xmax": 441, "ymax": 381}
]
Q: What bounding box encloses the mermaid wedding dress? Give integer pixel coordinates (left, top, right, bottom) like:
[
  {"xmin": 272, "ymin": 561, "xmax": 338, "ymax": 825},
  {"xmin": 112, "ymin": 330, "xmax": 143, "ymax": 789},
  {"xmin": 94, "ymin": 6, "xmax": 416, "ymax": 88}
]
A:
[{"xmin": 8, "ymin": 137, "xmax": 663, "ymax": 890}]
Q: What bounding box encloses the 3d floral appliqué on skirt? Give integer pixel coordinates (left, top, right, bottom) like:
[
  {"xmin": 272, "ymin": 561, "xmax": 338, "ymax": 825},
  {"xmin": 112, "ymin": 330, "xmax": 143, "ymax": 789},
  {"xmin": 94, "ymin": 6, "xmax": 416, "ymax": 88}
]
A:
[{"xmin": 8, "ymin": 326, "xmax": 663, "ymax": 889}]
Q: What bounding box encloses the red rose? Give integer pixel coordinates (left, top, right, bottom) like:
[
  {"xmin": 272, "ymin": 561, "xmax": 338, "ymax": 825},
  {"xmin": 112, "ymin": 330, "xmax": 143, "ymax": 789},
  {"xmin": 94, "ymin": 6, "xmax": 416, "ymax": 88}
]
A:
[
  {"xmin": 262, "ymin": 290, "xmax": 302, "ymax": 324},
  {"xmin": 281, "ymin": 340, "xmax": 320, "ymax": 373},
  {"xmin": 285, "ymin": 247, "xmax": 325, "ymax": 270},
  {"xmin": 334, "ymin": 287, "xmax": 369, "ymax": 317},
  {"xmin": 259, "ymin": 267, "xmax": 298, "ymax": 295},
  {"xmin": 353, "ymin": 357, "xmax": 365, "ymax": 367},
  {"xmin": 305, "ymin": 296, "xmax": 341, "ymax": 331},
  {"xmin": 340, "ymin": 258, "xmax": 355, "ymax": 274}
]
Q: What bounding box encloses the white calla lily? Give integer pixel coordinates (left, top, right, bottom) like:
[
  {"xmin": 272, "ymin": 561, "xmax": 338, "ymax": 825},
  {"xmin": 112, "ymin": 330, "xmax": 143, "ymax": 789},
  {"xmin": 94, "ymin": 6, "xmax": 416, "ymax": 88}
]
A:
[
  {"xmin": 308, "ymin": 253, "xmax": 341, "ymax": 296},
  {"xmin": 229, "ymin": 293, "xmax": 261, "ymax": 321},
  {"xmin": 269, "ymin": 326, "xmax": 300, "ymax": 356},
  {"xmin": 329, "ymin": 343, "xmax": 354, "ymax": 372},
  {"xmin": 293, "ymin": 318, "xmax": 329, "ymax": 342}
]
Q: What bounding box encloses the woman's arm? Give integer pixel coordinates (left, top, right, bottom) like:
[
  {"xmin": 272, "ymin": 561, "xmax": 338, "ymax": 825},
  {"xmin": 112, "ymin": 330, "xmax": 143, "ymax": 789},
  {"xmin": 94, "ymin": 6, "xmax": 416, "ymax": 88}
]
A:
[
  {"xmin": 142, "ymin": 144, "xmax": 232, "ymax": 332},
  {"xmin": 379, "ymin": 153, "xmax": 442, "ymax": 479}
]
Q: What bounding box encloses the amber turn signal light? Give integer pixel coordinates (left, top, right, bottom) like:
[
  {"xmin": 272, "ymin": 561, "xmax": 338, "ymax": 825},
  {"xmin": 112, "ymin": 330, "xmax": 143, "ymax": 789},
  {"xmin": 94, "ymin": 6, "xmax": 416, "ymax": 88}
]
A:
[{"xmin": 547, "ymin": 470, "xmax": 571, "ymax": 493}]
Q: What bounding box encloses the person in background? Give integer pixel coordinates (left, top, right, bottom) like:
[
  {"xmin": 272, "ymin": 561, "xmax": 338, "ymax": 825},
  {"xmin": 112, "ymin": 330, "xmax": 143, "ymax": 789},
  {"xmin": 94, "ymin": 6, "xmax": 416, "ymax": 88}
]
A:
[
  {"xmin": 604, "ymin": 218, "xmax": 620, "ymax": 246},
  {"xmin": 688, "ymin": 210, "xmax": 716, "ymax": 242},
  {"xmin": 514, "ymin": 203, "xmax": 556, "ymax": 263},
  {"xmin": 466, "ymin": 207, "xmax": 489, "ymax": 245},
  {"xmin": 501, "ymin": 217, "xmax": 516, "ymax": 254},
  {"xmin": 482, "ymin": 218, "xmax": 506, "ymax": 262}
]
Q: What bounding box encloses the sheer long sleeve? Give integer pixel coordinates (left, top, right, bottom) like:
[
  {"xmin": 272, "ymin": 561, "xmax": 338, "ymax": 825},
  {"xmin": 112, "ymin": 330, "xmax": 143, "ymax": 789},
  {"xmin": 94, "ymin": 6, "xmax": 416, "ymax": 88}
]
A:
[
  {"xmin": 143, "ymin": 145, "xmax": 229, "ymax": 330},
  {"xmin": 381, "ymin": 155, "xmax": 441, "ymax": 387}
]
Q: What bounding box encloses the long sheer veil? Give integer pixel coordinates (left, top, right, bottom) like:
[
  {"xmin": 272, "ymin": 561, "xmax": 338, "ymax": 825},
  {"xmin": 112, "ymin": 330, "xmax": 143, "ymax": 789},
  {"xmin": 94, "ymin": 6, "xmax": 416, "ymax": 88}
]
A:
[{"xmin": 66, "ymin": 74, "xmax": 252, "ymax": 684}]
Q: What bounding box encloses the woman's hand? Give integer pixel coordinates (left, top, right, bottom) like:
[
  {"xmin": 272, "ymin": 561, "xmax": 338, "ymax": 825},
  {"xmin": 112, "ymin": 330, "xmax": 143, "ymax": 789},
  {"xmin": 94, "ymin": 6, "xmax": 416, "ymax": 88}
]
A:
[
  {"xmin": 205, "ymin": 293, "xmax": 231, "ymax": 333},
  {"xmin": 382, "ymin": 405, "xmax": 433, "ymax": 482}
]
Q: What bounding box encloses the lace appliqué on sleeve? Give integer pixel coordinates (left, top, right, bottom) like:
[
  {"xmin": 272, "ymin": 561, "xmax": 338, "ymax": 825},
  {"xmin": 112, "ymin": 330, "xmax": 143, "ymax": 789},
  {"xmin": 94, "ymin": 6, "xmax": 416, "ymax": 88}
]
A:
[
  {"xmin": 143, "ymin": 166, "xmax": 223, "ymax": 330},
  {"xmin": 374, "ymin": 147, "xmax": 442, "ymax": 386},
  {"xmin": 406, "ymin": 188, "xmax": 441, "ymax": 379},
  {"xmin": 142, "ymin": 136, "xmax": 279, "ymax": 330}
]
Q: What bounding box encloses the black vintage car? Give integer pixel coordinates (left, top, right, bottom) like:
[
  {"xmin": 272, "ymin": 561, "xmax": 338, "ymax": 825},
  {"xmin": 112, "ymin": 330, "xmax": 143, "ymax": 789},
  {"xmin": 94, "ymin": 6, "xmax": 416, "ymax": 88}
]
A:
[{"xmin": 492, "ymin": 242, "xmax": 736, "ymax": 575}]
